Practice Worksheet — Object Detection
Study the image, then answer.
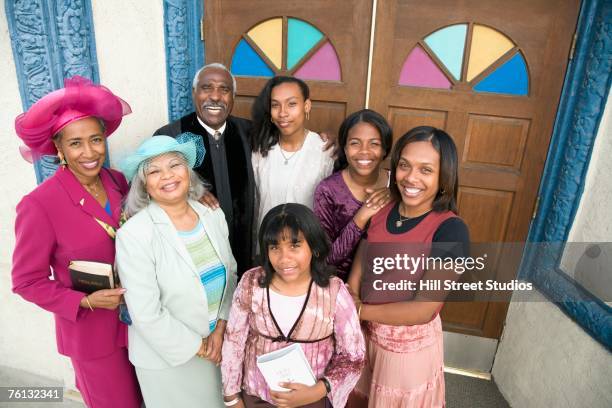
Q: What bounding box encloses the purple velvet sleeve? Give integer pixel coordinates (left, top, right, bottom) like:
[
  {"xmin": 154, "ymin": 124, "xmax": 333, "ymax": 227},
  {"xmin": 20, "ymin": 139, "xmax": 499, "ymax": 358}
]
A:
[{"xmin": 314, "ymin": 181, "xmax": 364, "ymax": 274}]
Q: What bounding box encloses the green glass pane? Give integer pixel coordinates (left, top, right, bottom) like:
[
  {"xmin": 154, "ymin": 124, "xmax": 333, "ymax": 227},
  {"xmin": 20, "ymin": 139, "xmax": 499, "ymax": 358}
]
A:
[
  {"xmin": 287, "ymin": 18, "xmax": 323, "ymax": 69},
  {"xmin": 424, "ymin": 24, "xmax": 467, "ymax": 80}
]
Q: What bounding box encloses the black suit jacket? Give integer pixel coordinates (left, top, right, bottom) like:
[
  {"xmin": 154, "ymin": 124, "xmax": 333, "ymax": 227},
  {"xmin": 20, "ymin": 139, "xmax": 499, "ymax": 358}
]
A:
[{"xmin": 154, "ymin": 113, "xmax": 255, "ymax": 276}]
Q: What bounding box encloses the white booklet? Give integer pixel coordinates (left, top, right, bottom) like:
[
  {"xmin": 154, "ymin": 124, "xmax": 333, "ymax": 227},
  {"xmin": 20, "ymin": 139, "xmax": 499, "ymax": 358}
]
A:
[{"xmin": 256, "ymin": 343, "xmax": 317, "ymax": 392}]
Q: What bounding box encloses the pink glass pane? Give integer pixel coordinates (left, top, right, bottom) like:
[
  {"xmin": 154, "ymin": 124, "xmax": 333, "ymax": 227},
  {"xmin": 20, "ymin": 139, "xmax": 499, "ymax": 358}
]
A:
[
  {"xmin": 294, "ymin": 42, "xmax": 341, "ymax": 81},
  {"xmin": 398, "ymin": 46, "xmax": 451, "ymax": 89}
]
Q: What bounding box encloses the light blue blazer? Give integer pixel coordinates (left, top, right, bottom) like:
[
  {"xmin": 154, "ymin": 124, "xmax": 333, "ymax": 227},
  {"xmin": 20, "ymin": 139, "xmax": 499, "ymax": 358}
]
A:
[{"xmin": 116, "ymin": 200, "xmax": 237, "ymax": 370}]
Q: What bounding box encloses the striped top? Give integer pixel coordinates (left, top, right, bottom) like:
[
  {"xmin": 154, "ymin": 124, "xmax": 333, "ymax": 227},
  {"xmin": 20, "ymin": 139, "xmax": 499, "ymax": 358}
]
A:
[{"xmin": 178, "ymin": 221, "xmax": 226, "ymax": 332}]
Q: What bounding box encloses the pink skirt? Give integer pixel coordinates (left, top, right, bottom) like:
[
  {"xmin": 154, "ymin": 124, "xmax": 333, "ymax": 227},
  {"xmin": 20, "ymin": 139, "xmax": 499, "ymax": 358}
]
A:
[
  {"xmin": 355, "ymin": 315, "xmax": 445, "ymax": 407},
  {"xmin": 71, "ymin": 347, "xmax": 142, "ymax": 408}
]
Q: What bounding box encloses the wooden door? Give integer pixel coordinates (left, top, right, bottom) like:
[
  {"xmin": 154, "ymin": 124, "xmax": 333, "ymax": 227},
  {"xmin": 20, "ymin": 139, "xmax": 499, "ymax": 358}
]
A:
[
  {"xmin": 204, "ymin": 0, "xmax": 372, "ymax": 135},
  {"xmin": 369, "ymin": 0, "xmax": 580, "ymax": 338}
]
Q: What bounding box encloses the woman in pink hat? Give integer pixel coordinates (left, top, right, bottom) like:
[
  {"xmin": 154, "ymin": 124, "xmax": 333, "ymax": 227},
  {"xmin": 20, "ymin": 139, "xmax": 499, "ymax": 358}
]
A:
[{"xmin": 11, "ymin": 76, "xmax": 142, "ymax": 408}]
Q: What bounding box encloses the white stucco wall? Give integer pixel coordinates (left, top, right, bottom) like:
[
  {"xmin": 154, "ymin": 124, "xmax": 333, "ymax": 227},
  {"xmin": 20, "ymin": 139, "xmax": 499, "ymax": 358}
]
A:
[
  {"xmin": 0, "ymin": 5, "xmax": 70, "ymax": 383},
  {"xmin": 0, "ymin": 0, "xmax": 167, "ymax": 388},
  {"xmin": 563, "ymin": 88, "xmax": 612, "ymax": 244},
  {"xmin": 92, "ymin": 0, "xmax": 168, "ymax": 165},
  {"xmin": 493, "ymin": 92, "xmax": 612, "ymax": 408}
]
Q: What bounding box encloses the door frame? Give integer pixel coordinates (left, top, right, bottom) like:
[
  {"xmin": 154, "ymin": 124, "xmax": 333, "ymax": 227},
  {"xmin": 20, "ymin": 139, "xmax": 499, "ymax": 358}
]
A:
[{"xmin": 159, "ymin": 0, "xmax": 612, "ymax": 351}]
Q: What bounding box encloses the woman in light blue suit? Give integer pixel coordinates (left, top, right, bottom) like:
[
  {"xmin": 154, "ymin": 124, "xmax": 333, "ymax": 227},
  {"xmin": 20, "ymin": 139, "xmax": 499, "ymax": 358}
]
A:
[{"xmin": 116, "ymin": 135, "xmax": 236, "ymax": 408}]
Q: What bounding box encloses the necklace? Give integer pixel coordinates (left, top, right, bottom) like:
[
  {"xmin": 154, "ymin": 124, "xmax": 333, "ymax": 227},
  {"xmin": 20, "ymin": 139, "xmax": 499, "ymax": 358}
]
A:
[
  {"xmin": 84, "ymin": 178, "xmax": 102, "ymax": 198},
  {"xmin": 279, "ymin": 148, "xmax": 298, "ymax": 165},
  {"xmin": 396, "ymin": 204, "xmax": 411, "ymax": 228},
  {"xmin": 279, "ymin": 129, "xmax": 308, "ymax": 165}
]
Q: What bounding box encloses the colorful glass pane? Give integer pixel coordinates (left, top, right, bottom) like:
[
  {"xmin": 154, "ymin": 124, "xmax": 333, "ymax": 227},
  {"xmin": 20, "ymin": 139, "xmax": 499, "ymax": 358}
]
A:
[
  {"xmin": 230, "ymin": 39, "xmax": 274, "ymax": 77},
  {"xmin": 398, "ymin": 45, "xmax": 452, "ymax": 89},
  {"xmin": 474, "ymin": 53, "xmax": 528, "ymax": 95},
  {"xmin": 247, "ymin": 18, "xmax": 283, "ymax": 69},
  {"xmin": 424, "ymin": 24, "xmax": 467, "ymax": 80},
  {"xmin": 287, "ymin": 18, "xmax": 324, "ymax": 69},
  {"xmin": 294, "ymin": 42, "xmax": 341, "ymax": 81},
  {"xmin": 467, "ymin": 25, "xmax": 514, "ymax": 81}
]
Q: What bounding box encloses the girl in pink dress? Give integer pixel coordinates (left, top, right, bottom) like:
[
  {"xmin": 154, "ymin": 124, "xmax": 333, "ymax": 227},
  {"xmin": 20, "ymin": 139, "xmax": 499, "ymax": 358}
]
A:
[
  {"xmin": 348, "ymin": 126, "xmax": 469, "ymax": 407},
  {"xmin": 221, "ymin": 203, "xmax": 365, "ymax": 408}
]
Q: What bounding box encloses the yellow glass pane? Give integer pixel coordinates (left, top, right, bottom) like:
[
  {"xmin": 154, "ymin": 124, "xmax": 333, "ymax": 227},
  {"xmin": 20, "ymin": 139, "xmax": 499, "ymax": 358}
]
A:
[
  {"xmin": 247, "ymin": 18, "xmax": 283, "ymax": 69},
  {"xmin": 467, "ymin": 25, "xmax": 515, "ymax": 81}
]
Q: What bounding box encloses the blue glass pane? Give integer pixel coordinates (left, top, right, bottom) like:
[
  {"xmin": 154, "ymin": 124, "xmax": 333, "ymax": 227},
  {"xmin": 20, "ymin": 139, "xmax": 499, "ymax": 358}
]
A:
[
  {"xmin": 231, "ymin": 39, "xmax": 274, "ymax": 77},
  {"xmin": 474, "ymin": 53, "xmax": 528, "ymax": 96}
]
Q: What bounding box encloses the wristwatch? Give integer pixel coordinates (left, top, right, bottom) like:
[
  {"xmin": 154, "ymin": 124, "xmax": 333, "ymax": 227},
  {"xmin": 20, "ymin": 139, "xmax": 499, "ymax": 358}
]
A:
[{"xmin": 321, "ymin": 377, "xmax": 332, "ymax": 394}]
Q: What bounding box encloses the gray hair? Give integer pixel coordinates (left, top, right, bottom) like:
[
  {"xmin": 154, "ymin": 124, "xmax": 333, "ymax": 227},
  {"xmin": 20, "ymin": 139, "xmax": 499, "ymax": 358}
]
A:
[
  {"xmin": 192, "ymin": 63, "xmax": 237, "ymax": 96},
  {"xmin": 123, "ymin": 152, "xmax": 207, "ymax": 218}
]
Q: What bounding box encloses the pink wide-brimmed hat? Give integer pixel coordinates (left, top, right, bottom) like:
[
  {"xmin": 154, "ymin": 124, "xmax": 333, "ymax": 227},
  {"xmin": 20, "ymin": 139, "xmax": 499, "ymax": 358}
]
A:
[{"xmin": 14, "ymin": 75, "xmax": 132, "ymax": 160}]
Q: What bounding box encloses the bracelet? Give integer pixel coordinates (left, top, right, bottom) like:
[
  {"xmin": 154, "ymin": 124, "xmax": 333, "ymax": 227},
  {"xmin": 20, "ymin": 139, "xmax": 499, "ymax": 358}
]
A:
[
  {"xmin": 223, "ymin": 397, "xmax": 240, "ymax": 406},
  {"xmin": 321, "ymin": 377, "xmax": 332, "ymax": 394},
  {"xmin": 357, "ymin": 303, "xmax": 362, "ymax": 320},
  {"xmin": 85, "ymin": 296, "xmax": 94, "ymax": 311}
]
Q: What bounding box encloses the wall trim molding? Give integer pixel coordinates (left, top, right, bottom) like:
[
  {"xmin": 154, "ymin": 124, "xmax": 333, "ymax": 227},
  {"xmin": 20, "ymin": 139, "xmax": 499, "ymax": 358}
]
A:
[
  {"xmin": 521, "ymin": 0, "xmax": 612, "ymax": 351},
  {"xmin": 163, "ymin": 0, "xmax": 204, "ymax": 123},
  {"xmin": 5, "ymin": 0, "xmax": 100, "ymax": 184}
]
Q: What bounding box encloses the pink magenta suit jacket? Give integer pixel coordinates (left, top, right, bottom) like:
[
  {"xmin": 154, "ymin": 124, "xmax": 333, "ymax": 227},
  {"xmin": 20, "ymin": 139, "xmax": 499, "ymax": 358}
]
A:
[{"xmin": 12, "ymin": 166, "xmax": 129, "ymax": 360}]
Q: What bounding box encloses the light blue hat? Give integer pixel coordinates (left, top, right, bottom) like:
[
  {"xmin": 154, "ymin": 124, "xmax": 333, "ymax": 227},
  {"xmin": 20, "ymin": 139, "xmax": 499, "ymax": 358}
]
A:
[{"xmin": 120, "ymin": 133, "xmax": 205, "ymax": 181}]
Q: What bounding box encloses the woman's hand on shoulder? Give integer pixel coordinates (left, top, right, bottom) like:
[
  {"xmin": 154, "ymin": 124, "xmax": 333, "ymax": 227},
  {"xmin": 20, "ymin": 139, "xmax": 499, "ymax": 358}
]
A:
[
  {"xmin": 353, "ymin": 204, "xmax": 380, "ymax": 230},
  {"xmin": 365, "ymin": 187, "xmax": 390, "ymax": 209},
  {"xmin": 318, "ymin": 130, "xmax": 338, "ymax": 156},
  {"xmin": 198, "ymin": 191, "xmax": 220, "ymax": 209},
  {"xmin": 353, "ymin": 187, "xmax": 390, "ymax": 229},
  {"xmin": 80, "ymin": 288, "xmax": 126, "ymax": 310}
]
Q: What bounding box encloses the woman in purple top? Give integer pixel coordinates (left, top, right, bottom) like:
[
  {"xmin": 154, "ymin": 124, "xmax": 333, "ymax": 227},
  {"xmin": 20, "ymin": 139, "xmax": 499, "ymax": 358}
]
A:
[{"xmin": 313, "ymin": 109, "xmax": 393, "ymax": 280}]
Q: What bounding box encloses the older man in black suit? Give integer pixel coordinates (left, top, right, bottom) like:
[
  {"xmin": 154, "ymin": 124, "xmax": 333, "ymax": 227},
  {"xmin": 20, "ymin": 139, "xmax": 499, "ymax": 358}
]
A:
[{"xmin": 155, "ymin": 63, "xmax": 254, "ymax": 276}]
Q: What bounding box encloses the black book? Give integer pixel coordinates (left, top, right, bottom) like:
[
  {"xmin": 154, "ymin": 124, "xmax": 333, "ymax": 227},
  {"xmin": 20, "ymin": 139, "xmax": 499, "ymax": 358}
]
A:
[{"xmin": 69, "ymin": 260, "xmax": 115, "ymax": 294}]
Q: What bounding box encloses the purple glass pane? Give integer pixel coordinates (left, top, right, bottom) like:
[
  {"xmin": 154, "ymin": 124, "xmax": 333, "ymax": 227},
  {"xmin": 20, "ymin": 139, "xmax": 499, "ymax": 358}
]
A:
[
  {"xmin": 398, "ymin": 46, "xmax": 451, "ymax": 89},
  {"xmin": 294, "ymin": 42, "xmax": 341, "ymax": 81}
]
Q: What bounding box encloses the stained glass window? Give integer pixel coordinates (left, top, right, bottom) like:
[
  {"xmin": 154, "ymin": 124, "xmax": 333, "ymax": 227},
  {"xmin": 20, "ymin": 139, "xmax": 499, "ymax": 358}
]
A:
[
  {"xmin": 230, "ymin": 17, "xmax": 341, "ymax": 81},
  {"xmin": 398, "ymin": 23, "xmax": 529, "ymax": 96}
]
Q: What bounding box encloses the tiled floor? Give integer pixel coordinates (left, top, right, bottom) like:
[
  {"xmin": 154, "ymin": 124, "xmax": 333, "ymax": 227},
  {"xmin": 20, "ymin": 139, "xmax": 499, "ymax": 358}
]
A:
[{"xmin": 445, "ymin": 372, "xmax": 510, "ymax": 408}]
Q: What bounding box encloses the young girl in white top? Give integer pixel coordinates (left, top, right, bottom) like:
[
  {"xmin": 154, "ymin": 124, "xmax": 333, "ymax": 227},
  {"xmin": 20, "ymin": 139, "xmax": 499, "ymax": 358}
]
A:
[{"xmin": 251, "ymin": 76, "xmax": 334, "ymax": 234}]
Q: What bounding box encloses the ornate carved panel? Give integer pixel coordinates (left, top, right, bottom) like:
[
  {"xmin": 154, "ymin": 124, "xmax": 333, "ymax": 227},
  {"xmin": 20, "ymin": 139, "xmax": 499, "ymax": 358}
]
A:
[
  {"xmin": 5, "ymin": 0, "xmax": 99, "ymax": 184},
  {"xmin": 163, "ymin": 0, "xmax": 204, "ymax": 122}
]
